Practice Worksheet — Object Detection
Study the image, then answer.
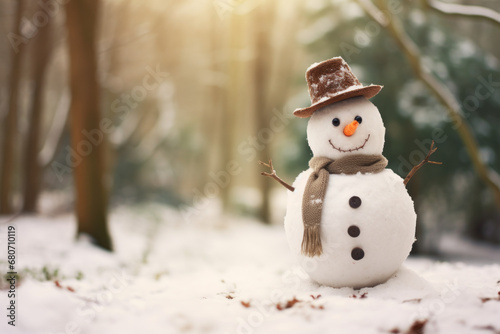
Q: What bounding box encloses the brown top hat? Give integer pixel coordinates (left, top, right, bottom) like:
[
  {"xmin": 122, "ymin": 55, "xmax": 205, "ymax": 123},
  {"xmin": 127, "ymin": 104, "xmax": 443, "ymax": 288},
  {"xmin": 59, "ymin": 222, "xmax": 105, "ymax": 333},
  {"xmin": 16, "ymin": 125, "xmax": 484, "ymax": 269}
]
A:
[{"xmin": 293, "ymin": 57, "xmax": 383, "ymax": 118}]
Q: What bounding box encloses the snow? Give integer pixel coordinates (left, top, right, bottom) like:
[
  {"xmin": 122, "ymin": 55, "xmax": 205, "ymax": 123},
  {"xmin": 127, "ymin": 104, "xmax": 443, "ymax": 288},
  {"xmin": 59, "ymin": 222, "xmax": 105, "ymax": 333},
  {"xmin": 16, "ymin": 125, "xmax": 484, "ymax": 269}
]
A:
[
  {"xmin": 306, "ymin": 61, "xmax": 321, "ymax": 72},
  {"xmin": 310, "ymin": 198, "xmax": 322, "ymax": 205},
  {"xmin": 306, "ymin": 57, "xmax": 343, "ymax": 72},
  {"xmin": 1, "ymin": 207, "xmax": 500, "ymax": 334}
]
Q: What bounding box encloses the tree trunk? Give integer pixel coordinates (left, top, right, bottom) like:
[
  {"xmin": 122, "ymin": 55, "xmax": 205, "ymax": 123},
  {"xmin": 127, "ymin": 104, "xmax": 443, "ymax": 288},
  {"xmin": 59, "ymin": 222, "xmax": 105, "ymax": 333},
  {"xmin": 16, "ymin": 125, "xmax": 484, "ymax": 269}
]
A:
[
  {"xmin": 253, "ymin": 4, "xmax": 273, "ymax": 224},
  {"xmin": 65, "ymin": 0, "xmax": 112, "ymax": 250},
  {"xmin": 253, "ymin": 1, "xmax": 298, "ymax": 224},
  {"xmin": 22, "ymin": 6, "xmax": 53, "ymax": 213},
  {"xmin": 220, "ymin": 14, "xmax": 242, "ymax": 212},
  {"xmin": 0, "ymin": 0, "xmax": 25, "ymax": 214}
]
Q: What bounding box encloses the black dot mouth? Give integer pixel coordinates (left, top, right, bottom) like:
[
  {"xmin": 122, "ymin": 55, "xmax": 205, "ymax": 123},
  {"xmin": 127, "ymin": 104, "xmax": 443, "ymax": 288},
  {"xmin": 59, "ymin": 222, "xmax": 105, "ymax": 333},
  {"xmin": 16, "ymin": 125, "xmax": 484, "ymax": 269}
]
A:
[{"xmin": 329, "ymin": 134, "xmax": 371, "ymax": 153}]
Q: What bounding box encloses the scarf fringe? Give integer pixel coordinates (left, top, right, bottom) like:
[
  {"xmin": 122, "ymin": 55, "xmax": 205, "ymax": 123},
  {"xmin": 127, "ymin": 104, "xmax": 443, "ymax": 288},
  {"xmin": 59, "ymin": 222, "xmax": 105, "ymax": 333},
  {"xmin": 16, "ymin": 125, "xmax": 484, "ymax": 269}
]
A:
[{"xmin": 301, "ymin": 225, "xmax": 323, "ymax": 257}]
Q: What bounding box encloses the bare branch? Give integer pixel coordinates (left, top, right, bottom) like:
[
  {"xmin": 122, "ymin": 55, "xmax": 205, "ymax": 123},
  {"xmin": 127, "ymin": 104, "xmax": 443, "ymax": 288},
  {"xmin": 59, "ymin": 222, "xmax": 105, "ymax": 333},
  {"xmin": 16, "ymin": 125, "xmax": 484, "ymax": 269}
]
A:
[
  {"xmin": 259, "ymin": 160, "xmax": 295, "ymax": 192},
  {"xmin": 404, "ymin": 141, "xmax": 442, "ymax": 186},
  {"xmin": 426, "ymin": 0, "xmax": 500, "ymax": 26},
  {"xmin": 357, "ymin": 0, "xmax": 389, "ymax": 26},
  {"xmin": 355, "ymin": 0, "xmax": 500, "ymax": 205}
]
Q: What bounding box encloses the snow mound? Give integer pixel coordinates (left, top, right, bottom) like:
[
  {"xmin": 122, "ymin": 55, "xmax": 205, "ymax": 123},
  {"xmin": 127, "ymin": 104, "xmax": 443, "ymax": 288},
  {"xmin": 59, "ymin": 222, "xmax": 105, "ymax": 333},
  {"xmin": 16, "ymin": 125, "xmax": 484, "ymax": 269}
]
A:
[{"xmin": 0, "ymin": 208, "xmax": 499, "ymax": 334}]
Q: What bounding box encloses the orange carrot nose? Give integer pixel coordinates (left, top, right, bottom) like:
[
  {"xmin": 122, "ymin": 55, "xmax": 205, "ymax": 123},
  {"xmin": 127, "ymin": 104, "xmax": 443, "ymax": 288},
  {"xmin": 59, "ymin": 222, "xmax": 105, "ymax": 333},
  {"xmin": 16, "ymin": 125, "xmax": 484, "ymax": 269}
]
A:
[{"xmin": 343, "ymin": 120, "xmax": 359, "ymax": 137}]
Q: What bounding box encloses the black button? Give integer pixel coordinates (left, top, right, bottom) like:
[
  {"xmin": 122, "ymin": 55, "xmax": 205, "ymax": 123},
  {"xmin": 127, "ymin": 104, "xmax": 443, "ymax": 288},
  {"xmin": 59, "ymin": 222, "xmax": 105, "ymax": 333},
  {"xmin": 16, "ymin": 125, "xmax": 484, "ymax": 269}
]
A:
[
  {"xmin": 349, "ymin": 196, "xmax": 361, "ymax": 208},
  {"xmin": 348, "ymin": 225, "xmax": 360, "ymax": 238},
  {"xmin": 351, "ymin": 247, "xmax": 364, "ymax": 260}
]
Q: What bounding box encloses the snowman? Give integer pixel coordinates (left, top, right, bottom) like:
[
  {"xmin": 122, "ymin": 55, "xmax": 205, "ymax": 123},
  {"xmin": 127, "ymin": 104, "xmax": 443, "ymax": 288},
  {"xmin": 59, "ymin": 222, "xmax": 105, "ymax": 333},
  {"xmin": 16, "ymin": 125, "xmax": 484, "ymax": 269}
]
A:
[{"xmin": 260, "ymin": 57, "xmax": 440, "ymax": 289}]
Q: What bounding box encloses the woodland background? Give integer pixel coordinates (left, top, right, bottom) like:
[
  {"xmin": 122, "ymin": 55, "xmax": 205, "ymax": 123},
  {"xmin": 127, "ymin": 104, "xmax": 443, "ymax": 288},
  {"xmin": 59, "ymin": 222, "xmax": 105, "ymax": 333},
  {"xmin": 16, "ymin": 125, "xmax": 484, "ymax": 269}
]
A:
[{"xmin": 1, "ymin": 0, "xmax": 500, "ymax": 256}]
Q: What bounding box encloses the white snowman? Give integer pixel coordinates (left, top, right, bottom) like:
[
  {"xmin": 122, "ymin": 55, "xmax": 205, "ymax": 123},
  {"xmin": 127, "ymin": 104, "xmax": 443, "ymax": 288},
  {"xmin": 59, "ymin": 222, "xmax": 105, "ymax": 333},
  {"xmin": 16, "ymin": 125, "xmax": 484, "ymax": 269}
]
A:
[{"xmin": 261, "ymin": 57, "xmax": 439, "ymax": 289}]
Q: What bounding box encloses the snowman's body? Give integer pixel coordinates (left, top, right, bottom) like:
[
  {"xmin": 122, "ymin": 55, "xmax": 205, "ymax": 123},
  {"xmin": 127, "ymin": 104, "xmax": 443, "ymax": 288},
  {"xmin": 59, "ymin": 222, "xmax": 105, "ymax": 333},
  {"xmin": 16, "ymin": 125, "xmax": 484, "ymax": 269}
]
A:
[
  {"xmin": 284, "ymin": 169, "xmax": 416, "ymax": 289},
  {"xmin": 285, "ymin": 95, "xmax": 417, "ymax": 289}
]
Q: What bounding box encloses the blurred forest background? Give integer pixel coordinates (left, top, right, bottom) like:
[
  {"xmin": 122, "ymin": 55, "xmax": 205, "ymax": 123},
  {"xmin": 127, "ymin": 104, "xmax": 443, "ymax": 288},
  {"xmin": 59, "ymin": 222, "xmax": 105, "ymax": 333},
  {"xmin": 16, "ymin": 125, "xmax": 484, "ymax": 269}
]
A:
[{"xmin": 0, "ymin": 0, "xmax": 499, "ymax": 255}]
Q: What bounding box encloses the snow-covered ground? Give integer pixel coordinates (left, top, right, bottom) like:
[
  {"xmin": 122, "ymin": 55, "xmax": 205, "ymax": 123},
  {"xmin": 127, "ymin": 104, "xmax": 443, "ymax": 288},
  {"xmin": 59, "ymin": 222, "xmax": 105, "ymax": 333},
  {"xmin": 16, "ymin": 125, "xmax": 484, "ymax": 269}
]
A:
[{"xmin": 1, "ymin": 205, "xmax": 500, "ymax": 334}]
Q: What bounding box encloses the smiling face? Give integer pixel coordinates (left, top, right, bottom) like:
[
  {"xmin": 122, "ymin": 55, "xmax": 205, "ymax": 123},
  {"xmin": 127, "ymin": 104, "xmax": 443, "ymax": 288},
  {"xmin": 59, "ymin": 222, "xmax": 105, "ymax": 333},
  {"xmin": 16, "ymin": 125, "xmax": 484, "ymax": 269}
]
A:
[{"xmin": 306, "ymin": 97, "xmax": 385, "ymax": 160}]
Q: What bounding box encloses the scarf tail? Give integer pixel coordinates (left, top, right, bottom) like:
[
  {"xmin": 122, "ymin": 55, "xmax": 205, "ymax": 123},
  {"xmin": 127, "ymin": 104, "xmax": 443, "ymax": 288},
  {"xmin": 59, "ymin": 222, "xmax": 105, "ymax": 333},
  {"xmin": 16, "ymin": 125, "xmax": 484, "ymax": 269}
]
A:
[{"xmin": 301, "ymin": 225, "xmax": 323, "ymax": 257}]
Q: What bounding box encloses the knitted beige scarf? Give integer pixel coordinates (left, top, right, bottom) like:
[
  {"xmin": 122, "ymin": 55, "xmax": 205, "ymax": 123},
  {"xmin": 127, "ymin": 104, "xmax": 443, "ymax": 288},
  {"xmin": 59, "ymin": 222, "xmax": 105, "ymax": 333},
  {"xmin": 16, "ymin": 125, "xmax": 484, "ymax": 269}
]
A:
[{"xmin": 302, "ymin": 154, "xmax": 388, "ymax": 257}]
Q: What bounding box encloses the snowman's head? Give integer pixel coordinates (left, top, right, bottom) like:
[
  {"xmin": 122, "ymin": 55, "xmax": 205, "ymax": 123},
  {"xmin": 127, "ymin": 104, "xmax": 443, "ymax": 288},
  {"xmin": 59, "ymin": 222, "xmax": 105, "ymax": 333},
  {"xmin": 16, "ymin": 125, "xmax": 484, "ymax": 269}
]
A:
[{"xmin": 306, "ymin": 96, "xmax": 385, "ymax": 160}]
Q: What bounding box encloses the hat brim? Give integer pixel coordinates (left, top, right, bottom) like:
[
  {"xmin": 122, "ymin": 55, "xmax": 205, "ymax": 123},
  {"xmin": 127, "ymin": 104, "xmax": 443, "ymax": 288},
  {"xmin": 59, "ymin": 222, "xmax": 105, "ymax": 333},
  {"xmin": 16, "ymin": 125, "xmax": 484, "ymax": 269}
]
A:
[{"xmin": 293, "ymin": 85, "xmax": 383, "ymax": 118}]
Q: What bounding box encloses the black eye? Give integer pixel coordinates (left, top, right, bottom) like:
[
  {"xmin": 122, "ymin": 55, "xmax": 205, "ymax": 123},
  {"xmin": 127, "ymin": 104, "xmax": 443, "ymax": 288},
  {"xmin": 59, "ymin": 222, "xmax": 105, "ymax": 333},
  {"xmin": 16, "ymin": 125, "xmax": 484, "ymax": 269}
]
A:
[
  {"xmin": 355, "ymin": 116, "xmax": 362, "ymax": 124},
  {"xmin": 332, "ymin": 118, "xmax": 340, "ymax": 127}
]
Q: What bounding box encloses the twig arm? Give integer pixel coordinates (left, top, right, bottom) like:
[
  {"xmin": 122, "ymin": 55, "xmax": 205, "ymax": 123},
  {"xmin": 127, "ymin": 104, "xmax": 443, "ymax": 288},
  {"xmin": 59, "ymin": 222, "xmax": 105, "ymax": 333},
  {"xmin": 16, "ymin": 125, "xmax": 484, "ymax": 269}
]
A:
[
  {"xmin": 259, "ymin": 159, "xmax": 295, "ymax": 192},
  {"xmin": 404, "ymin": 140, "xmax": 442, "ymax": 186}
]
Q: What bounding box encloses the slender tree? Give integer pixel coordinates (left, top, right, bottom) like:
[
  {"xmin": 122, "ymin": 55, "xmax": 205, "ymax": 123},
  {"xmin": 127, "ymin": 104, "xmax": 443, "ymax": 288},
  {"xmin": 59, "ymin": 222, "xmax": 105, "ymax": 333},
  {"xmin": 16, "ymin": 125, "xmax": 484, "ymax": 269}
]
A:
[
  {"xmin": 65, "ymin": 0, "xmax": 112, "ymax": 250},
  {"xmin": 254, "ymin": 0, "xmax": 299, "ymax": 224},
  {"xmin": 219, "ymin": 13, "xmax": 243, "ymax": 212},
  {"xmin": 22, "ymin": 5, "xmax": 54, "ymax": 213},
  {"xmin": 0, "ymin": 0, "xmax": 25, "ymax": 214},
  {"xmin": 253, "ymin": 3, "xmax": 274, "ymax": 224}
]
